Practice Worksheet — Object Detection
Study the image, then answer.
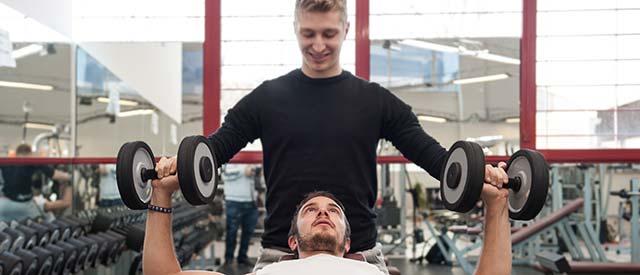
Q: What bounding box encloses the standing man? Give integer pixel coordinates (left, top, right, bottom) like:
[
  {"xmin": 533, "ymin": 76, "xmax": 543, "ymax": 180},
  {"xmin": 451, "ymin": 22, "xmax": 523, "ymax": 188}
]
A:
[
  {"xmin": 0, "ymin": 144, "xmax": 72, "ymax": 222},
  {"xmin": 221, "ymin": 164, "xmax": 259, "ymax": 267},
  {"xmin": 153, "ymin": 0, "xmax": 510, "ymax": 273}
]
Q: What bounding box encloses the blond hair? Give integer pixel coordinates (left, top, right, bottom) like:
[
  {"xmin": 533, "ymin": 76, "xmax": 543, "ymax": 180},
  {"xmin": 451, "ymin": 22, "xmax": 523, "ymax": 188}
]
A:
[{"xmin": 295, "ymin": 0, "xmax": 347, "ymax": 23}]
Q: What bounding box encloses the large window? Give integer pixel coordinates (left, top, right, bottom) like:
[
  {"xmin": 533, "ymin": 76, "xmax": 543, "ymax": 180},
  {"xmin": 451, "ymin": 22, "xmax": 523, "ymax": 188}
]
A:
[
  {"xmin": 536, "ymin": 1, "xmax": 640, "ymax": 149},
  {"xmin": 370, "ymin": 0, "xmax": 522, "ymax": 156}
]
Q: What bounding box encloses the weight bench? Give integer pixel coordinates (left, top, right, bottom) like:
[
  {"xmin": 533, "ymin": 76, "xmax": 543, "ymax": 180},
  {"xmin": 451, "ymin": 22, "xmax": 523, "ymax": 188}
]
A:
[
  {"xmin": 536, "ymin": 251, "xmax": 640, "ymax": 273},
  {"xmin": 512, "ymin": 198, "xmax": 584, "ymax": 246}
]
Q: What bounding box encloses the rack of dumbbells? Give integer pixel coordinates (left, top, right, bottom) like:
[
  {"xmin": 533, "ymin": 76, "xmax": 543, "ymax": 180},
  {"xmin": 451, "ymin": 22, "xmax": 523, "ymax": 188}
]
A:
[
  {"xmin": 0, "ymin": 209, "xmax": 130, "ymax": 275},
  {"xmin": 124, "ymin": 200, "xmax": 219, "ymax": 275}
]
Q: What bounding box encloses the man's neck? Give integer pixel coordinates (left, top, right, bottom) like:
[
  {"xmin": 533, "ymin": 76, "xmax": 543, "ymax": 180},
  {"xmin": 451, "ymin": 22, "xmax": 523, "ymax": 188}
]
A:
[
  {"xmin": 298, "ymin": 250, "xmax": 342, "ymax": 259},
  {"xmin": 301, "ymin": 65, "xmax": 342, "ymax": 79}
]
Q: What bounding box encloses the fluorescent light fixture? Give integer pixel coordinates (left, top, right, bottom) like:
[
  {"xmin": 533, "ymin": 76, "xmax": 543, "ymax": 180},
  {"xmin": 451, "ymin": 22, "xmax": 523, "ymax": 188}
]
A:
[
  {"xmin": 25, "ymin": 122, "xmax": 56, "ymax": 131},
  {"xmin": 475, "ymin": 52, "xmax": 520, "ymax": 65},
  {"xmin": 96, "ymin": 97, "xmax": 139, "ymax": 106},
  {"xmin": 0, "ymin": 80, "xmax": 54, "ymax": 91},
  {"xmin": 417, "ymin": 115, "xmax": 447, "ymax": 123},
  {"xmin": 399, "ymin": 39, "xmax": 520, "ymax": 65},
  {"xmin": 398, "ymin": 39, "xmax": 458, "ymax": 53},
  {"xmin": 11, "ymin": 44, "xmax": 44, "ymax": 59},
  {"xmin": 118, "ymin": 109, "xmax": 154, "ymax": 117},
  {"xmin": 452, "ymin": 73, "xmax": 510, "ymax": 85},
  {"xmin": 505, "ymin": 117, "xmax": 520, "ymax": 123}
]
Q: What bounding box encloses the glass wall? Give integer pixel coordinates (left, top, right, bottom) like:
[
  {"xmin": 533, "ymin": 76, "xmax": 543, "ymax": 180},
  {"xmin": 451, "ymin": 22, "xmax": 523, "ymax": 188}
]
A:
[
  {"xmin": 370, "ymin": 0, "xmax": 522, "ymax": 156},
  {"xmin": 537, "ymin": 1, "xmax": 640, "ymax": 149}
]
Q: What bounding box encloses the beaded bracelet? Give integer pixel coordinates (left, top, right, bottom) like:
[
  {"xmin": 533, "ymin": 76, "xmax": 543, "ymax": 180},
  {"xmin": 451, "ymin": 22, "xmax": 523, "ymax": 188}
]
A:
[{"xmin": 148, "ymin": 204, "xmax": 172, "ymax": 214}]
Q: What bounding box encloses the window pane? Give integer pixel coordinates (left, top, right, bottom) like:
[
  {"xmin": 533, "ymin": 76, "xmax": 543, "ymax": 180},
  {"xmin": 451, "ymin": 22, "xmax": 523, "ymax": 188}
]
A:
[
  {"xmin": 371, "ymin": 1, "xmax": 521, "ymax": 155},
  {"xmin": 536, "ymin": 4, "xmax": 640, "ymax": 149}
]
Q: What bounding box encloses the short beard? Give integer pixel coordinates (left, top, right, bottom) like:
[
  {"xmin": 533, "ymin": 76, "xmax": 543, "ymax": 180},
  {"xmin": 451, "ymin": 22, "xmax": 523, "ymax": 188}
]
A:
[{"xmin": 297, "ymin": 232, "xmax": 345, "ymax": 255}]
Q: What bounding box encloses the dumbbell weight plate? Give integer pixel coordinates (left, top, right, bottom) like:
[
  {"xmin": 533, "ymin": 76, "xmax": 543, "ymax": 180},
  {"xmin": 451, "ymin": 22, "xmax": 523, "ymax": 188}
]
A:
[
  {"xmin": 507, "ymin": 149, "xmax": 549, "ymax": 220},
  {"xmin": 177, "ymin": 136, "xmax": 218, "ymax": 205},
  {"xmin": 0, "ymin": 232, "xmax": 11, "ymax": 254},
  {"xmin": 30, "ymin": 247, "xmax": 54, "ymax": 275},
  {"xmin": 56, "ymin": 242, "xmax": 77, "ymax": 275},
  {"xmin": 0, "ymin": 252, "xmax": 23, "ymax": 275},
  {"xmin": 440, "ymin": 141, "xmax": 485, "ymax": 213},
  {"xmin": 65, "ymin": 239, "xmax": 88, "ymax": 273},
  {"xmin": 13, "ymin": 250, "xmax": 38, "ymax": 275},
  {"xmin": 116, "ymin": 141, "xmax": 155, "ymax": 210},
  {"xmin": 43, "ymin": 244, "xmax": 65, "ymax": 275}
]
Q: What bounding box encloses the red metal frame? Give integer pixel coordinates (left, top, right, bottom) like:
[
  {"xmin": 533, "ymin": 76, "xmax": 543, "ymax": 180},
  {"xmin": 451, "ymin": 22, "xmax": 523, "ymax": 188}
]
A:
[
  {"xmin": 520, "ymin": 0, "xmax": 536, "ymax": 150},
  {"xmin": 203, "ymin": 0, "xmax": 221, "ymax": 135},
  {"xmin": 3, "ymin": 0, "xmax": 638, "ymax": 165},
  {"xmin": 355, "ymin": 0, "xmax": 370, "ymax": 80}
]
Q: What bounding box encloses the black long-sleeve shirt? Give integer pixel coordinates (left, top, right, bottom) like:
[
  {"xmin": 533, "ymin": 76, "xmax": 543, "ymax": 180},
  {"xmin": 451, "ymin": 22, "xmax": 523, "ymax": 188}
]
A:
[{"xmin": 208, "ymin": 69, "xmax": 447, "ymax": 252}]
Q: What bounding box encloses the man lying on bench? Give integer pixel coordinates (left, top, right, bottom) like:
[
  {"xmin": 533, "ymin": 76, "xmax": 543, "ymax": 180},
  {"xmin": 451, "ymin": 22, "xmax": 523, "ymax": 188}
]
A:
[{"xmin": 142, "ymin": 180, "xmax": 512, "ymax": 275}]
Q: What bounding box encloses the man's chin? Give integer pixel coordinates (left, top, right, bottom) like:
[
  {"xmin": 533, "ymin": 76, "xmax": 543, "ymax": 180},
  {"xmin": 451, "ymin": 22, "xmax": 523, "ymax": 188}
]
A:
[{"xmin": 298, "ymin": 233, "xmax": 343, "ymax": 254}]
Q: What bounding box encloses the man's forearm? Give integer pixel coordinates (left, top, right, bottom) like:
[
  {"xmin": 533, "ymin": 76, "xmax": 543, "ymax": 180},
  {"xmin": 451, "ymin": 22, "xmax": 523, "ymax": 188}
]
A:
[
  {"xmin": 142, "ymin": 191, "xmax": 182, "ymax": 275},
  {"xmin": 44, "ymin": 186, "xmax": 72, "ymax": 211},
  {"xmin": 475, "ymin": 205, "xmax": 511, "ymax": 275}
]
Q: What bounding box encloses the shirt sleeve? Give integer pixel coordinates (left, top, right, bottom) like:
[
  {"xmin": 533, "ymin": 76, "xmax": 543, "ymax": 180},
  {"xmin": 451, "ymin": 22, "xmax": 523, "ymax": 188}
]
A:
[
  {"xmin": 207, "ymin": 84, "xmax": 263, "ymax": 167},
  {"xmin": 37, "ymin": 165, "xmax": 55, "ymax": 178},
  {"xmin": 379, "ymin": 86, "xmax": 448, "ymax": 180}
]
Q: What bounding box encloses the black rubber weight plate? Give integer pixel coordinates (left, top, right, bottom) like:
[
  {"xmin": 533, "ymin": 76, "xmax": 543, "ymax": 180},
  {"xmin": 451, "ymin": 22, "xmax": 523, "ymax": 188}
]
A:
[
  {"xmin": 507, "ymin": 149, "xmax": 549, "ymax": 220},
  {"xmin": 116, "ymin": 141, "xmax": 155, "ymax": 210},
  {"xmin": 178, "ymin": 135, "xmax": 218, "ymax": 205},
  {"xmin": 440, "ymin": 141, "xmax": 485, "ymax": 213}
]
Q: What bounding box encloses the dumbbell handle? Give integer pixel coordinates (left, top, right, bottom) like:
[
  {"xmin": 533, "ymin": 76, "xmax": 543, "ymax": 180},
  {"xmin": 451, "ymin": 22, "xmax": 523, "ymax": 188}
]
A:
[
  {"xmin": 140, "ymin": 168, "xmax": 176, "ymax": 182},
  {"xmin": 503, "ymin": 176, "xmax": 522, "ymax": 192}
]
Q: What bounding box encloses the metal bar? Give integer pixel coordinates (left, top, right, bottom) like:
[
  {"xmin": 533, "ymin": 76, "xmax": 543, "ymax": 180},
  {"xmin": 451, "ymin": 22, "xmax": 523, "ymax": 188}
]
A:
[
  {"xmin": 564, "ymin": 221, "xmax": 585, "ymax": 260},
  {"xmin": 631, "ymin": 178, "xmax": 640, "ymax": 263},
  {"xmin": 576, "ymin": 223, "xmax": 600, "ymax": 261},
  {"xmin": 557, "ymin": 222, "xmax": 580, "ymax": 259},
  {"xmin": 355, "ymin": 0, "xmax": 370, "ymax": 80},
  {"xmin": 440, "ymin": 233, "xmax": 474, "ymax": 275},
  {"xmin": 70, "ymin": 44, "xmax": 77, "ymax": 158},
  {"xmin": 203, "ymin": 0, "xmax": 221, "ymax": 134},
  {"xmin": 520, "ymin": 0, "xmax": 536, "ymax": 149}
]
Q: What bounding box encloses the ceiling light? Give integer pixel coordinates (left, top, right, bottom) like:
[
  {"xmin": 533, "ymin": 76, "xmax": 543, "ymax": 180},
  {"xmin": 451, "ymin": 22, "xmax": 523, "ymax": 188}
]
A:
[
  {"xmin": 398, "ymin": 39, "xmax": 459, "ymax": 53},
  {"xmin": 474, "ymin": 52, "xmax": 520, "ymax": 65},
  {"xmin": 417, "ymin": 115, "xmax": 447, "ymax": 123},
  {"xmin": 452, "ymin": 73, "xmax": 510, "ymax": 85},
  {"xmin": 118, "ymin": 109, "xmax": 154, "ymax": 117},
  {"xmin": 505, "ymin": 117, "xmax": 520, "ymax": 123},
  {"xmin": 11, "ymin": 44, "xmax": 44, "ymax": 59},
  {"xmin": 0, "ymin": 80, "xmax": 54, "ymax": 91},
  {"xmin": 399, "ymin": 39, "xmax": 520, "ymax": 65},
  {"xmin": 25, "ymin": 122, "xmax": 56, "ymax": 131},
  {"xmin": 96, "ymin": 97, "xmax": 139, "ymax": 106}
]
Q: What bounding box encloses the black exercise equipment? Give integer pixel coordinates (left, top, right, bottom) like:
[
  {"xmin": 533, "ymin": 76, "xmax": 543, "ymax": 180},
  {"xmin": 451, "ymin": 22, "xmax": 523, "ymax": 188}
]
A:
[
  {"xmin": 12, "ymin": 250, "xmax": 38, "ymax": 275},
  {"xmin": 116, "ymin": 136, "xmax": 219, "ymax": 210},
  {"xmin": 440, "ymin": 140, "xmax": 549, "ymax": 220},
  {"xmin": 0, "ymin": 252, "xmax": 23, "ymax": 275}
]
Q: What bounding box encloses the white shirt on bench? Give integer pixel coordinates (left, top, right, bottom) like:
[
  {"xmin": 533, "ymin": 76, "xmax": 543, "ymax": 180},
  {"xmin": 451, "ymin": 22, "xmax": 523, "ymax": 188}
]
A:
[{"xmin": 256, "ymin": 253, "xmax": 384, "ymax": 275}]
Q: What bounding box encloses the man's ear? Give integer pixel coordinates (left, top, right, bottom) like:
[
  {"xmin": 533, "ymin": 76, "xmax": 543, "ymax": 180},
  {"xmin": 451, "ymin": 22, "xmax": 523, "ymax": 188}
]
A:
[
  {"xmin": 344, "ymin": 238, "xmax": 351, "ymax": 254},
  {"xmin": 288, "ymin": 236, "xmax": 298, "ymax": 252}
]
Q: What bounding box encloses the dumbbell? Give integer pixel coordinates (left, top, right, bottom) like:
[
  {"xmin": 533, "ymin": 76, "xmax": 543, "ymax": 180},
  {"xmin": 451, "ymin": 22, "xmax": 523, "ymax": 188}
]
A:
[
  {"xmin": 116, "ymin": 136, "xmax": 219, "ymax": 210},
  {"xmin": 55, "ymin": 242, "xmax": 77, "ymax": 275},
  {"xmin": 85, "ymin": 234, "xmax": 109, "ymax": 268},
  {"xmin": 30, "ymin": 247, "xmax": 54, "ymax": 275},
  {"xmin": 0, "ymin": 223, "xmax": 21, "ymax": 254},
  {"xmin": 42, "ymin": 244, "xmax": 65, "ymax": 275},
  {"xmin": 11, "ymin": 224, "xmax": 37, "ymax": 251},
  {"xmin": 12, "ymin": 250, "xmax": 38, "ymax": 275},
  {"xmin": 440, "ymin": 140, "xmax": 549, "ymax": 220},
  {"xmin": 0, "ymin": 252, "xmax": 22, "ymax": 275},
  {"xmin": 21, "ymin": 220, "xmax": 54, "ymax": 247},
  {"xmin": 77, "ymin": 236, "xmax": 99, "ymax": 270},
  {"xmin": 65, "ymin": 239, "xmax": 88, "ymax": 273}
]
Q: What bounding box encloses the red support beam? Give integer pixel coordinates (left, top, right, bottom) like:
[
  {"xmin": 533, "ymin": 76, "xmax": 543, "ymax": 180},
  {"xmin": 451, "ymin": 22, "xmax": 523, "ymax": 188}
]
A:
[
  {"xmin": 203, "ymin": 0, "xmax": 221, "ymax": 135},
  {"xmin": 355, "ymin": 0, "xmax": 370, "ymax": 80},
  {"xmin": 520, "ymin": 0, "xmax": 536, "ymax": 150}
]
